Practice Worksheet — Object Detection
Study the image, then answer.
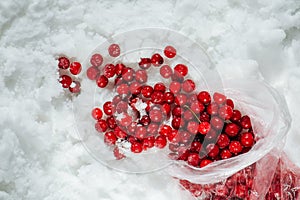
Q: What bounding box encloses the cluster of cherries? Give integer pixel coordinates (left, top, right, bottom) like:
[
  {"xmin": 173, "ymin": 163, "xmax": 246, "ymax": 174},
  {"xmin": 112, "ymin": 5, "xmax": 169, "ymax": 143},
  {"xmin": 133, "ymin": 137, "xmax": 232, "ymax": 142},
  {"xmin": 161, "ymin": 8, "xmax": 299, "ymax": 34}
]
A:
[
  {"xmin": 57, "ymin": 56, "xmax": 82, "ymax": 93},
  {"xmin": 87, "ymin": 43, "xmax": 256, "ymax": 167},
  {"xmin": 180, "ymin": 159, "xmax": 299, "ymax": 200}
]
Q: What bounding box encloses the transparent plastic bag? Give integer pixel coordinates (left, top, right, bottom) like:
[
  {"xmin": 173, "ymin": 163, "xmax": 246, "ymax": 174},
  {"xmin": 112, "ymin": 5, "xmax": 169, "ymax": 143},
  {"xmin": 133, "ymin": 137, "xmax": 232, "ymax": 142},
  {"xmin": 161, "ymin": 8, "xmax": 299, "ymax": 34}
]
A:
[{"xmin": 168, "ymin": 79, "xmax": 291, "ymax": 185}]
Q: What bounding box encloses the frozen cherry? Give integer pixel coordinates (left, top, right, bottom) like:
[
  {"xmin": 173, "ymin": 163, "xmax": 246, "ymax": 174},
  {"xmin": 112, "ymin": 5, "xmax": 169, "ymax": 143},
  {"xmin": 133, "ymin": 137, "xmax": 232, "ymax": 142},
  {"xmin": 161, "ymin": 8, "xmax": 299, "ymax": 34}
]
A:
[
  {"xmin": 141, "ymin": 85, "xmax": 153, "ymax": 98},
  {"xmin": 187, "ymin": 153, "xmax": 201, "ymax": 167},
  {"xmin": 149, "ymin": 108, "xmax": 163, "ymax": 123},
  {"xmin": 187, "ymin": 121, "xmax": 199, "ymax": 135},
  {"xmin": 139, "ymin": 58, "xmax": 151, "ymax": 69},
  {"xmin": 198, "ymin": 122, "xmax": 211, "ymax": 135},
  {"xmin": 182, "ymin": 79, "xmax": 196, "ymax": 93},
  {"xmin": 200, "ymin": 159, "xmax": 212, "ymax": 168},
  {"xmin": 174, "ymin": 94, "xmax": 187, "ymax": 105},
  {"xmin": 155, "ymin": 135, "xmax": 167, "ymax": 149},
  {"xmin": 164, "ymin": 45, "xmax": 176, "ymax": 58},
  {"xmin": 108, "ymin": 44, "xmax": 120, "ymax": 57},
  {"xmin": 143, "ymin": 136, "xmax": 155, "ymax": 149},
  {"xmin": 240, "ymin": 132, "xmax": 254, "ymax": 147},
  {"xmin": 104, "ymin": 131, "xmax": 117, "ymax": 145},
  {"xmin": 225, "ymin": 123, "xmax": 241, "ymax": 137},
  {"xmin": 169, "ymin": 81, "xmax": 181, "ymax": 94},
  {"xmin": 207, "ymin": 102, "xmax": 219, "ymax": 115},
  {"xmin": 213, "ymin": 92, "xmax": 226, "ymax": 104},
  {"xmin": 86, "ymin": 66, "xmax": 100, "ymax": 80},
  {"xmin": 147, "ymin": 123, "xmax": 159, "ymax": 136},
  {"xmin": 240, "ymin": 115, "xmax": 252, "ymax": 129},
  {"xmin": 59, "ymin": 75, "xmax": 72, "ymax": 88},
  {"xmin": 206, "ymin": 144, "xmax": 220, "ymax": 158},
  {"xmin": 136, "ymin": 126, "xmax": 147, "ymax": 139},
  {"xmin": 197, "ymin": 91, "xmax": 211, "ymax": 105},
  {"xmin": 92, "ymin": 107, "xmax": 103, "ymax": 120},
  {"xmin": 174, "ymin": 64, "xmax": 188, "ymax": 77},
  {"xmin": 229, "ymin": 141, "xmax": 243, "ymax": 154},
  {"xmin": 211, "ymin": 116, "xmax": 224, "ymax": 130},
  {"xmin": 131, "ymin": 142, "xmax": 143, "ymax": 153},
  {"xmin": 95, "ymin": 119, "xmax": 108, "ymax": 132},
  {"xmin": 96, "ymin": 75, "xmax": 108, "ymax": 88},
  {"xmin": 154, "ymin": 82, "xmax": 166, "ymax": 93},
  {"xmin": 69, "ymin": 62, "xmax": 82, "ymax": 75},
  {"xmin": 116, "ymin": 83, "xmax": 129, "ymax": 95},
  {"xmin": 114, "ymin": 126, "xmax": 127, "ymax": 139},
  {"xmin": 151, "ymin": 53, "xmax": 164, "ymax": 67},
  {"xmin": 113, "ymin": 147, "xmax": 125, "ymax": 160},
  {"xmin": 90, "ymin": 53, "xmax": 103, "ymax": 67},
  {"xmin": 135, "ymin": 69, "xmax": 148, "ymax": 83},
  {"xmin": 69, "ymin": 81, "xmax": 81, "ymax": 93},
  {"xmin": 129, "ymin": 81, "xmax": 141, "ymax": 95},
  {"xmin": 103, "ymin": 101, "xmax": 113, "ymax": 115},
  {"xmin": 115, "ymin": 63, "xmax": 126, "ymax": 76},
  {"xmin": 160, "ymin": 65, "xmax": 173, "ymax": 78},
  {"xmin": 217, "ymin": 134, "xmax": 230, "ymax": 149},
  {"xmin": 122, "ymin": 68, "xmax": 135, "ymax": 82},
  {"xmin": 183, "ymin": 110, "xmax": 194, "ymax": 121},
  {"xmin": 220, "ymin": 149, "xmax": 232, "ymax": 159},
  {"xmin": 58, "ymin": 56, "xmax": 70, "ymax": 69},
  {"xmin": 231, "ymin": 110, "xmax": 242, "ymax": 122},
  {"xmin": 190, "ymin": 101, "xmax": 205, "ymax": 114},
  {"xmin": 103, "ymin": 64, "xmax": 116, "ymax": 78},
  {"xmin": 218, "ymin": 105, "xmax": 233, "ymax": 120}
]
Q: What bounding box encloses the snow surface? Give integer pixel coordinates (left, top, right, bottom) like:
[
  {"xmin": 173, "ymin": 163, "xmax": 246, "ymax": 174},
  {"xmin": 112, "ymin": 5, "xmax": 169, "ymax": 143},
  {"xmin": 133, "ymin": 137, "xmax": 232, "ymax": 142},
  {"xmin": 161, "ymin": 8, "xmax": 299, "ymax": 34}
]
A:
[{"xmin": 0, "ymin": 0, "xmax": 300, "ymax": 199}]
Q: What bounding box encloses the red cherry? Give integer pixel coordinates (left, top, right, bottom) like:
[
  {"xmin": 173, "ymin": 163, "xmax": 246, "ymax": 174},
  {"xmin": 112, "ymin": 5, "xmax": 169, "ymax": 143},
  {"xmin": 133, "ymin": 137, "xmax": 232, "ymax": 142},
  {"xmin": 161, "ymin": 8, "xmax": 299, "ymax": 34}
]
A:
[
  {"xmin": 187, "ymin": 121, "xmax": 199, "ymax": 135},
  {"xmin": 240, "ymin": 115, "xmax": 252, "ymax": 129},
  {"xmin": 177, "ymin": 149, "xmax": 190, "ymax": 161},
  {"xmin": 217, "ymin": 134, "xmax": 230, "ymax": 149},
  {"xmin": 183, "ymin": 110, "xmax": 194, "ymax": 121},
  {"xmin": 86, "ymin": 66, "xmax": 100, "ymax": 80},
  {"xmin": 151, "ymin": 91, "xmax": 164, "ymax": 104},
  {"xmin": 114, "ymin": 126, "xmax": 127, "ymax": 139},
  {"xmin": 200, "ymin": 112, "xmax": 210, "ymax": 122},
  {"xmin": 172, "ymin": 105, "xmax": 182, "ymax": 117},
  {"xmin": 103, "ymin": 101, "xmax": 113, "ymax": 115},
  {"xmin": 149, "ymin": 108, "xmax": 163, "ymax": 123},
  {"xmin": 129, "ymin": 81, "xmax": 141, "ymax": 95},
  {"xmin": 106, "ymin": 116, "xmax": 117, "ymax": 129},
  {"xmin": 138, "ymin": 58, "xmax": 151, "ymax": 69},
  {"xmin": 135, "ymin": 69, "xmax": 148, "ymax": 83},
  {"xmin": 69, "ymin": 62, "xmax": 82, "ymax": 75},
  {"xmin": 230, "ymin": 110, "xmax": 242, "ymax": 122},
  {"xmin": 218, "ymin": 105, "xmax": 233, "ymax": 120},
  {"xmin": 220, "ymin": 149, "xmax": 232, "ymax": 159},
  {"xmin": 108, "ymin": 44, "xmax": 120, "ymax": 57},
  {"xmin": 143, "ymin": 136, "xmax": 155, "ymax": 149},
  {"xmin": 121, "ymin": 69, "xmax": 134, "ymax": 83},
  {"xmin": 206, "ymin": 102, "xmax": 219, "ymax": 115},
  {"xmin": 240, "ymin": 132, "xmax": 254, "ymax": 147},
  {"xmin": 174, "ymin": 93, "xmax": 187, "ymax": 105},
  {"xmin": 171, "ymin": 117, "xmax": 181, "ymax": 130},
  {"xmin": 225, "ymin": 123, "xmax": 241, "ymax": 137},
  {"xmin": 59, "ymin": 75, "xmax": 72, "ymax": 88},
  {"xmin": 103, "ymin": 64, "xmax": 116, "ymax": 78},
  {"xmin": 226, "ymin": 99, "xmax": 234, "ymax": 108},
  {"xmin": 154, "ymin": 82, "xmax": 166, "ymax": 93},
  {"xmin": 179, "ymin": 130, "xmax": 191, "ymax": 144},
  {"xmin": 213, "ymin": 92, "xmax": 226, "ymax": 104},
  {"xmin": 169, "ymin": 81, "xmax": 181, "ymax": 94},
  {"xmin": 90, "ymin": 53, "xmax": 103, "ymax": 67},
  {"xmin": 174, "ymin": 64, "xmax": 188, "ymax": 77},
  {"xmin": 58, "ymin": 57, "xmax": 70, "ymax": 69},
  {"xmin": 187, "ymin": 153, "xmax": 200, "ymax": 167},
  {"xmin": 164, "ymin": 45, "xmax": 176, "ymax": 58},
  {"xmin": 206, "ymin": 144, "xmax": 220, "ymax": 158},
  {"xmin": 135, "ymin": 126, "xmax": 147, "ymax": 139},
  {"xmin": 127, "ymin": 122, "xmax": 137, "ymax": 135},
  {"xmin": 167, "ymin": 129, "xmax": 178, "ymax": 141},
  {"xmin": 190, "ymin": 141, "xmax": 202, "ymax": 152},
  {"xmin": 115, "ymin": 63, "xmax": 126, "ymax": 76},
  {"xmin": 116, "ymin": 83, "xmax": 129, "ymax": 95},
  {"xmin": 211, "ymin": 116, "xmax": 224, "ymax": 130},
  {"xmin": 154, "ymin": 135, "xmax": 167, "ymax": 149},
  {"xmin": 198, "ymin": 122, "xmax": 211, "ymax": 135},
  {"xmin": 141, "ymin": 85, "xmax": 153, "ymax": 98},
  {"xmin": 91, "ymin": 107, "xmax": 103, "ymax": 120},
  {"xmin": 160, "ymin": 65, "xmax": 173, "ymax": 78},
  {"xmin": 147, "ymin": 123, "xmax": 159, "ymax": 136},
  {"xmin": 131, "ymin": 142, "xmax": 143, "ymax": 153},
  {"xmin": 113, "ymin": 147, "xmax": 125, "ymax": 160},
  {"xmin": 190, "ymin": 101, "xmax": 205, "ymax": 114},
  {"xmin": 95, "ymin": 119, "xmax": 108, "ymax": 132},
  {"xmin": 104, "ymin": 131, "xmax": 117, "ymax": 145},
  {"xmin": 171, "ymin": 72, "xmax": 184, "ymax": 82},
  {"xmin": 197, "ymin": 91, "xmax": 211, "ymax": 104},
  {"xmin": 139, "ymin": 115, "xmax": 151, "ymax": 126},
  {"xmin": 69, "ymin": 81, "xmax": 81, "ymax": 93},
  {"xmin": 151, "ymin": 53, "xmax": 164, "ymax": 67},
  {"xmin": 229, "ymin": 141, "xmax": 243, "ymax": 154},
  {"xmin": 233, "ymin": 184, "xmax": 247, "ymax": 199},
  {"xmin": 96, "ymin": 75, "xmax": 108, "ymax": 88},
  {"xmin": 115, "ymin": 101, "xmax": 128, "ymax": 114},
  {"xmin": 200, "ymin": 159, "xmax": 212, "ymax": 168},
  {"xmin": 159, "ymin": 125, "xmax": 172, "ymax": 137},
  {"xmin": 119, "ymin": 114, "xmax": 133, "ymax": 128},
  {"xmin": 182, "ymin": 79, "xmax": 196, "ymax": 93},
  {"xmin": 162, "ymin": 103, "xmax": 171, "ymax": 116},
  {"xmin": 163, "ymin": 92, "xmax": 175, "ymax": 104}
]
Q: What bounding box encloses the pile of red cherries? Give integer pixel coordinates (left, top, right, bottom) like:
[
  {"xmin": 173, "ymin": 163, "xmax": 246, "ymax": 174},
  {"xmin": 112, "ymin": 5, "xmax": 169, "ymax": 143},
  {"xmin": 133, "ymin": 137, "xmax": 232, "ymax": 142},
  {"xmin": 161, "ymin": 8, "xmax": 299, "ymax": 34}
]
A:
[{"xmin": 85, "ymin": 43, "xmax": 256, "ymax": 166}]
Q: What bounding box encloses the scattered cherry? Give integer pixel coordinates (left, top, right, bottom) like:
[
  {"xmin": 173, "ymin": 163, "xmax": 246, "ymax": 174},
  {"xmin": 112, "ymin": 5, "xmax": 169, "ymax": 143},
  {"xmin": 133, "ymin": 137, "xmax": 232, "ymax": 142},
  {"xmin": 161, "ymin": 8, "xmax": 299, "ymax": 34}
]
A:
[
  {"xmin": 90, "ymin": 53, "xmax": 103, "ymax": 67},
  {"xmin": 108, "ymin": 44, "xmax": 120, "ymax": 57},
  {"xmin": 151, "ymin": 53, "xmax": 164, "ymax": 67},
  {"xmin": 164, "ymin": 45, "xmax": 176, "ymax": 58},
  {"xmin": 59, "ymin": 75, "xmax": 72, "ymax": 88},
  {"xmin": 160, "ymin": 65, "xmax": 173, "ymax": 78},
  {"xmin": 58, "ymin": 57, "xmax": 70, "ymax": 69},
  {"xmin": 69, "ymin": 62, "xmax": 82, "ymax": 75}
]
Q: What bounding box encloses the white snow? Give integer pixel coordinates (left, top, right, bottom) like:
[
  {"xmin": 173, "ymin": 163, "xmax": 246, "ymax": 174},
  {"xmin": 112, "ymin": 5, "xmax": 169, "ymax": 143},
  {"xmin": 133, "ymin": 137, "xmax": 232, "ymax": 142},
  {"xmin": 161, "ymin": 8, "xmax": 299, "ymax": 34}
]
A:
[{"xmin": 0, "ymin": 0, "xmax": 300, "ymax": 199}]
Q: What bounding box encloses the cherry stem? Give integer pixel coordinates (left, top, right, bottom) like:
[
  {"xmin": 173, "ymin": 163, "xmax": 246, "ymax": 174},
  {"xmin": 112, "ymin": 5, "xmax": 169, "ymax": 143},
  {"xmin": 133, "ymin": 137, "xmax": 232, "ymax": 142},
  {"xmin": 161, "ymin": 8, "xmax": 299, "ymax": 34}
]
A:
[{"xmin": 183, "ymin": 105, "xmax": 201, "ymax": 123}]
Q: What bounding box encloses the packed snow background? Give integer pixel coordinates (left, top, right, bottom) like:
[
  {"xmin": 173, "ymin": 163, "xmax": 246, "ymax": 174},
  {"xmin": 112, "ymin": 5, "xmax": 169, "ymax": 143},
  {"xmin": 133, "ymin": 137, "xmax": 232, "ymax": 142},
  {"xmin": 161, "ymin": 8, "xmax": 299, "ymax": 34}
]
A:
[{"xmin": 0, "ymin": 0, "xmax": 300, "ymax": 199}]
